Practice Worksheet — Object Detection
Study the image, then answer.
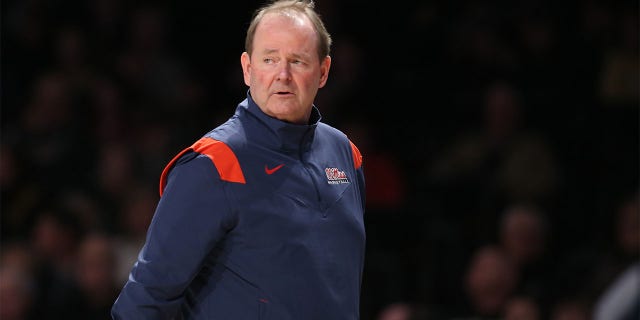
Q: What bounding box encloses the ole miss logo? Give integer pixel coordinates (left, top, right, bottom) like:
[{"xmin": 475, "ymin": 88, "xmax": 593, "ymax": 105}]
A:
[{"xmin": 325, "ymin": 167, "xmax": 349, "ymax": 185}]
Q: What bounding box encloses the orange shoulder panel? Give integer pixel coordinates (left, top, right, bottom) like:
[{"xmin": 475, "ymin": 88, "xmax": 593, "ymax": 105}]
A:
[
  {"xmin": 349, "ymin": 140, "xmax": 363, "ymax": 169},
  {"xmin": 159, "ymin": 137, "xmax": 246, "ymax": 196}
]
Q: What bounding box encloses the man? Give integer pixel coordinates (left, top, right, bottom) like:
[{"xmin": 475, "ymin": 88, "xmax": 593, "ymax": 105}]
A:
[{"xmin": 111, "ymin": 1, "xmax": 367, "ymax": 319}]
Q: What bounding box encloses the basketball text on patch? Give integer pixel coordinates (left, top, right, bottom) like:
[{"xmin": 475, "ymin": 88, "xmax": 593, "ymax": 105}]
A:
[{"xmin": 325, "ymin": 167, "xmax": 349, "ymax": 185}]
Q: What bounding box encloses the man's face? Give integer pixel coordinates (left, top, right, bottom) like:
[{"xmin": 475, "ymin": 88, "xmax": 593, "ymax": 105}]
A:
[{"xmin": 241, "ymin": 12, "xmax": 330, "ymax": 124}]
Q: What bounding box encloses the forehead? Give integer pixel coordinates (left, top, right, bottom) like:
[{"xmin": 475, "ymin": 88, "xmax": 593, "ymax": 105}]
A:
[
  {"xmin": 261, "ymin": 11, "xmax": 309, "ymax": 28},
  {"xmin": 254, "ymin": 12, "xmax": 318, "ymax": 45}
]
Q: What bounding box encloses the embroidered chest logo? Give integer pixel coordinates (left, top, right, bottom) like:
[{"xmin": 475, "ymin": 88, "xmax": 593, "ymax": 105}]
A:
[
  {"xmin": 325, "ymin": 167, "xmax": 350, "ymax": 185},
  {"xmin": 265, "ymin": 164, "xmax": 285, "ymax": 175}
]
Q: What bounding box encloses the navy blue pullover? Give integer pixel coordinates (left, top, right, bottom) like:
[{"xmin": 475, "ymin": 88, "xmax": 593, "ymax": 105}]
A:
[{"xmin": 112, "ymin": 95, "xmax": 366, "ymax": 319}]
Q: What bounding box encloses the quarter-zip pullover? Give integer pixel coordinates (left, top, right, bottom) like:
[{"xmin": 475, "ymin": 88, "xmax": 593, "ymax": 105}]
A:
[{"xmin": 112, "ymin": 94, "xmax": 366, "ymax": 320}]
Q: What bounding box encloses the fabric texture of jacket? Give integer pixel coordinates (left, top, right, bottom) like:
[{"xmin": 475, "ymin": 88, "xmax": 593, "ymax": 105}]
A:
[{"xmin": 111, "ymin": 94, "xmax": 366, "ymax": 320}]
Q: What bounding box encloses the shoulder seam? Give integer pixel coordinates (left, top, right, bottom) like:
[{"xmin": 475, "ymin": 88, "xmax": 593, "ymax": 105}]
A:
[{"xmin": 159, "ymin": 137, "xmax": 246, "ymax": 196}]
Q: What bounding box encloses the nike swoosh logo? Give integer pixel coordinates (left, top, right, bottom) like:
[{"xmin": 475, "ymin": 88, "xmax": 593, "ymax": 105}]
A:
[{"xmin": 265, "ymin": 164, "xmax": 285, "ymax": 175}]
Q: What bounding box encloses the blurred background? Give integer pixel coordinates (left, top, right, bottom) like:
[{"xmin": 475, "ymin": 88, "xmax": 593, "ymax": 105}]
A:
[{"xmin": 1, "ymin": 0, "xmax": 638, "ymax": 319}]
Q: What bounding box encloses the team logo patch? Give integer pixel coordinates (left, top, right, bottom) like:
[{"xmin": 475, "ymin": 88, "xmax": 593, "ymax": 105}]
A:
[{"xmin": 325, "ymin": 167, "xmax": 349, "ymax": 184}]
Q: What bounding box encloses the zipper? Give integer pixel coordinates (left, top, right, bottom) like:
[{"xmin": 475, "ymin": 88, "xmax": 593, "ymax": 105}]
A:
[{"xmin": 299, "ymin": 127, "xmax": 324, "ymax": 215}]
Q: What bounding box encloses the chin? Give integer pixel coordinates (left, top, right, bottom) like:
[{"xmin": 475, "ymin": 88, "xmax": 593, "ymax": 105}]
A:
[{"xmin": 269, "ymin": 102, "xmax": 298, "ymax": 115}]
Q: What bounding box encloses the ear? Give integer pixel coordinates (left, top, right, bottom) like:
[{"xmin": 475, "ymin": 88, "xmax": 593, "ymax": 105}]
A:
[
  {"xmin": 318, "ymin": 55, "xmax": 331, "ymax": 88},
  {"xmin": 241, "ymin": 52, "xmax": 251, "ymax": 86}
]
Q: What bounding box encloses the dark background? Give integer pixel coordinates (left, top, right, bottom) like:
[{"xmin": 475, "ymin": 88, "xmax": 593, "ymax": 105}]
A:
[{"xmin": 1, "ymin": 0, "xmax": 638, "ymax": 319}]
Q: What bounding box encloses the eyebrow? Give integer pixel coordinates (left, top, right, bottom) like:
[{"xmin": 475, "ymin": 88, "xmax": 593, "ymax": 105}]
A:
[
  {"xmin": 261, "ymin": 48, "xmax": 309, "ymax": 61},
  {"xmin": 263, "ymin": 49, "xmax": 279, "ymax": 55}
]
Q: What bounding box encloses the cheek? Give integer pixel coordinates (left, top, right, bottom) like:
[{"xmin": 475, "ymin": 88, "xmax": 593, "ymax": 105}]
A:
[
  {"xmin": 297, "ymin": 73, "xmax": 319, "ymax": 89},
  {"xmin": 252, "ymin": 71, "xmax": 272, "ymax": 87}
]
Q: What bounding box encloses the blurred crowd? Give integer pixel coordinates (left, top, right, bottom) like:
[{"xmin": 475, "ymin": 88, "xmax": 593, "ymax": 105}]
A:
[{"xmin": 1, "ymin": 0, "xmax": 638, "ymax": 320}]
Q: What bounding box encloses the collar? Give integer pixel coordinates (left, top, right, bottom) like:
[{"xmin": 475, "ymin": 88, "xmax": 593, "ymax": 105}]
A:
[{"xmin": 236, "ymin": 91, "xmax": 321, "ymax": 153}]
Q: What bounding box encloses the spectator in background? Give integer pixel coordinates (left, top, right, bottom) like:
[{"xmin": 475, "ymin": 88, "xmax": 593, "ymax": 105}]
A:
[
  {"xmin": 548, "ymin": 191, "xmax": 638, "ymax": 320},
  {"xmin": 115, "ymin": 3, "xmax": 203, "ymax": 121},
  {"xmin": 111, "ymin": 184, "xmax": 156, "ymax": 285},
  {"xmin": 19, "ymin": 72, "xmax": 93, "ymax": 188},
  {"xmin": 91, "ymin": 141, "xmax": 138, "ymax": 229},
  {"xmin": 427, "ymin": 80, "xmax": 560, "ymax": 245},
  {"xmin": 29, "ymin": 206, "xmax": 82, "ymax": 281},
  {"xmin": 27, "ymin": 205, "xmax": 84, "ymax": 318},
  {"xmin": 592, "ymin": 261, "xmax": 640, "ymax": 320},
  {"xmin": 51, "ymin": 25, "xmax": 94, "ymax": 90},
  {"xmin": 0, "ymin": 242, "xmax": 37, "ymax": 320},
  {"xmin": 591, "ymin": 191, "xmax": 639, "ymax": 320},
  {"xmin": 89, "ymin": 79, "xmax": 128, "ymax": 144},
  {"xmin": 376, "ymin": 302, "xmax": 412, "ymax": 320},
  {"xmin": 0, "ymin": 141, "xmax": 33, "ymax": 241},
  {"xmin": 612, "ymin": 192, "xmax": 639, "ymax": 263},
  {"xmin": 454, "ymin": 244, "xmax": 520, "ymax": 319},
  {"xmin": 498, "ymin": 203, "xmax": 552, "ymax": 301},
  {"xmin": 598, "ymin": 9, "xmax": 638, "ymax": 107},
  {"xmin": 499, "ymin": 204, "xmax": 548, "ymax": 268},
  {"xmin": 549, "ymin": 298, "xmax": 591, "ymax": 320},
  {"xmin": 0, "ymin": 265, "xmax": 35, "ymax": 320},
  {"xmin": 74, "ymin": 233, "xmax": 120, "ymax": 319},
  {"xmin": 375, "ymin": 301, "xmax": 430, "ymax": 320},
  {"xmin": 58, "ymin": 232, "xmax": 120, "ymax": 320},
  {"xmin": 503, "ymin": 295, "xmax": 541, "ymax": 320}
]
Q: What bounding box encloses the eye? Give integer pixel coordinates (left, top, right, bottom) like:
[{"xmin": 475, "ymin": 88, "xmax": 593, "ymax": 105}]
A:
[
  {"xmin": 291, "ymin": 59, "xmax": 309, "ymax": 66},
  {"xmin": 263, "ymin": 58, "xmax": 274, "ymax": 64}
]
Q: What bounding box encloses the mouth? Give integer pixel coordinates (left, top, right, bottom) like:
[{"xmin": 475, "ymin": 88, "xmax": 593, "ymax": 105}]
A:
[{"xmin": 275, "ymin": 91, "xmax": 292, "ymax": 95}]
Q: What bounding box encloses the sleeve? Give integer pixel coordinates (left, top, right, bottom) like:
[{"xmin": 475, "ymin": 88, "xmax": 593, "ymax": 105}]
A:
[{"xmin": 111, "ymin": 153, "xmax": 236, "ymax": 320}]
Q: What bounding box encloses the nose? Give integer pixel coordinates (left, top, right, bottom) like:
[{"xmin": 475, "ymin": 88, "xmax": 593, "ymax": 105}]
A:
[{"xmin": 276, "ymin": 62, "xmax": 292, "ymax": 81}]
